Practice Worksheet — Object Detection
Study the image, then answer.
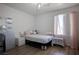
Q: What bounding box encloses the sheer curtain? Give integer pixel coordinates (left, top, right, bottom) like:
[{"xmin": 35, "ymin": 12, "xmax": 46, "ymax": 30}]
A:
[
  {"xmin": 54, "ymin": 14, "xmax": 71, "ymax": 46},
  {"xmin": 54, "ymin": 14, "xmax": 64, "ymax": 35}
]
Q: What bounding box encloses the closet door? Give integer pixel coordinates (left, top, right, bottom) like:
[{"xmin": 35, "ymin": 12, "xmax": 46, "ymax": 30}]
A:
[{"xmin": 70, "ymin": 12, "xmax": 78, "ymax": 50}]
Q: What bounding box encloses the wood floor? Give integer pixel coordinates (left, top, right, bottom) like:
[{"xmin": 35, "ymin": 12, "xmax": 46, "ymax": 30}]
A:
[{"xmin": 3, "ymin": 45, "xmax": 79, "ymax": 55}]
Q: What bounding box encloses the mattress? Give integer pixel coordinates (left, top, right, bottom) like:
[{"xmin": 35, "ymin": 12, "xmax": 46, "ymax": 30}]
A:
[{"xmin": 25, "ymin": 34, "xmax": 53, "ymax": 44}]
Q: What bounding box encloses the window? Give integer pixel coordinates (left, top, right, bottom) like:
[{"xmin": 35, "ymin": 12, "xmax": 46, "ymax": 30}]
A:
[{"xmin": 54, "ymin": 14, "xmax": 64, "ymax": 35}]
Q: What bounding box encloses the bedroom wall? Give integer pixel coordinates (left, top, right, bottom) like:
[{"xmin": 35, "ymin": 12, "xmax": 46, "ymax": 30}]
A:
[
  {"xmin": 35, "ymin": 13, "xmax": 54, "ymax": 34},
  {"xmin": 0, "ymin": 4, "xmax": 34, "ymax": 38}
]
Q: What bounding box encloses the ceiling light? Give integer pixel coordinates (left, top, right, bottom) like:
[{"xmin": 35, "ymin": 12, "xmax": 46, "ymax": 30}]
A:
[
  {"xmin": 32, "ymin": 3, "xmax": 49, "ymax": 9},
  {"xmin": 38, "ymin": 4, "xmax": 41, "ymax": 8}
]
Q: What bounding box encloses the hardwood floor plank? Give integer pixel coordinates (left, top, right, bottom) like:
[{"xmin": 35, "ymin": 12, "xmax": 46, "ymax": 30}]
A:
[{"xmin": 2, "ymin": 45, "xmax": 79, "ymax": 55}]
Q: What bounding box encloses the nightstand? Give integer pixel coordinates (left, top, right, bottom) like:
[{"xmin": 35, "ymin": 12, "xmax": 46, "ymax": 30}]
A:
[{"xmin": 16, "ymin": 36, "xmax": 25, "ymax": 46}]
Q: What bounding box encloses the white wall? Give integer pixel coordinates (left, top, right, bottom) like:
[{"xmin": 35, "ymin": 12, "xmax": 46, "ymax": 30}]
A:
[
  {"xmin": 35, "ymin": 13, "xmax": 54, "ymax": 34},
  {"xmin": 0, "ymin": 4, "xmax": 34, "ymax": 37}
]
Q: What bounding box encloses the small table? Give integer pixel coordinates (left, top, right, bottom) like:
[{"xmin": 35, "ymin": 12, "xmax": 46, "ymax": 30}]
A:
[{"xmin": 51, "ymin": 37, "xmax": 64, "ymax": 47}]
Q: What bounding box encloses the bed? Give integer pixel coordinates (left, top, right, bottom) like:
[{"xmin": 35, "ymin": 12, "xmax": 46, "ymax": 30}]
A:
[{"xmin": 25, "ymin": 34, "xmax": 53, "ymax": 50}]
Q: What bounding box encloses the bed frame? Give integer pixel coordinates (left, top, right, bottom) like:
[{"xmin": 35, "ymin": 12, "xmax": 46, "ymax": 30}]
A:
[{"xmin": 25, "ymin": 39, "xmax": 52, "ymax": 50}]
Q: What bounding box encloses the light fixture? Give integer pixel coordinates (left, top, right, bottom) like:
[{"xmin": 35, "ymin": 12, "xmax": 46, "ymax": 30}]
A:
[
  {"xmin": 38, "ymin": 4, "xmax": 41, "ymax": 8},
  {"xmin": 32, "ymin": 3, "xmax": 50, "ymax": 9}
]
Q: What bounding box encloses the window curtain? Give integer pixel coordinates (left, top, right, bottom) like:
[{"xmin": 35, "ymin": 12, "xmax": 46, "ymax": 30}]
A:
[
  {"xmin": 54, "ymin": 15, "xmax": 59, "ymax": 35},
  {"xmin": 54, "ymin": 12, "xmax": 78, "ymax": 49},
  {"xmin": 54, "ymin": 14, "xmax": 64, "ymax": 35},
  {"xmin": 70, "ymin": 12, "xmax": 78, "ymax": 50},
  {"xmin": 63, "ymin": 14, "xmax": 71, "ymax": 46},
  {"xmin": 54, "ymin": 14, "xmax": 71, "ymax": 46}
]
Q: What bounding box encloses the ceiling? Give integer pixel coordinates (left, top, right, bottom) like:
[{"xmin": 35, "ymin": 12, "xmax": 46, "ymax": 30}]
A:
[{"xmin": 4, "ymin": 3, "xmax": 79, "ymax": 16}]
